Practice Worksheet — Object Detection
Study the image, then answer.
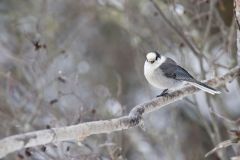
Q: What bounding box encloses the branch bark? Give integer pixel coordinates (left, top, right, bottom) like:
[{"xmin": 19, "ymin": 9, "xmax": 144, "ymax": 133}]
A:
[{"xmin": 0, "ymin": 66, "xmax": 239, "ymax": 158}]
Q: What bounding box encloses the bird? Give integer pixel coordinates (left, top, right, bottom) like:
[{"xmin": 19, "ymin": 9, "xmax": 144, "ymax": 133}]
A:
[{"xmin": 144, "ymin": 51, "xmax": 220, "ymax": 97}]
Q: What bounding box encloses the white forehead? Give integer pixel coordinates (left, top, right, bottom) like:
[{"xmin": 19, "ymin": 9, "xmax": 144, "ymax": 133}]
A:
[{"xmin": 146, "ymin": 52, "xmax": 157, "ymax": 61}]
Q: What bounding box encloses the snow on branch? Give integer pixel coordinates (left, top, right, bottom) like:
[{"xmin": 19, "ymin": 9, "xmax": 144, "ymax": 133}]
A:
[{"xmin": 0, "ymin": 66, "xmax": 239, "ymax": 158}]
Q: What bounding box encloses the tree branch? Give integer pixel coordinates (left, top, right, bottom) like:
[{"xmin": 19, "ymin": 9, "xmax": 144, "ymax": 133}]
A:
[
  {"xmin": 149, "ymin": 0, "xmax": 201, "ymax": 57},
  {"xmin": 0, "ymin": 66, "xmax": 239, "ymax": 158}
]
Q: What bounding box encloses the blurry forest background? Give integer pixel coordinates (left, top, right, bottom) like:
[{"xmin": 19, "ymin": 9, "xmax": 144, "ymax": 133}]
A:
[{"xmin": 0, "ymin": 0, "xmax": 239, "ymax": 159}]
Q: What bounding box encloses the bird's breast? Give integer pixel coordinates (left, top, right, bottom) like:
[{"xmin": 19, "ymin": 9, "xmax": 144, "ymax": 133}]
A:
[{"xmin": 144, "ymin": 64, "xmax": 181, "ymax": 89}]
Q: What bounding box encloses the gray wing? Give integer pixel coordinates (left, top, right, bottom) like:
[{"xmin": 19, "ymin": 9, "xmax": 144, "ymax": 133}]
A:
[{"xmin": 160, "ymin": 59, "xmax": 195, "ymax": 82}]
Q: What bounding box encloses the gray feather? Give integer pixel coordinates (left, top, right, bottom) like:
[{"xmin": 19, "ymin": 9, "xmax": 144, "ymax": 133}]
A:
[
  {"xmin": 160, "ymin": 59, "xmax": 194, "ymax": 81},
  {"xmin": 159, "ymin": 59, "xmax": 220, "ymax": 94}
]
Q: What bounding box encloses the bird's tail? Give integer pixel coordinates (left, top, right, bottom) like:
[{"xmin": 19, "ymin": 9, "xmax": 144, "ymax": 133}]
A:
[{"xmin": 188, "ymin": 81, "xmax": 221, "ymax": 95}]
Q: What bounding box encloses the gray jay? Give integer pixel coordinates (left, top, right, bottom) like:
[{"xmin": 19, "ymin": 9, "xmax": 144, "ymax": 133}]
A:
[{"xmin": 144, "ymin": 51, "xmax": 220, "ymax": 96}]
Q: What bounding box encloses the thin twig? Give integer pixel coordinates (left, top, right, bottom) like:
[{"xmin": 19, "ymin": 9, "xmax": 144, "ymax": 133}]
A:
[
  {"xmin": 149, "ymin": 0, "xmax": 201, "ymax": 57},
  {"xmin": 205, "ymin": 139, "xmax": 239, "ymax": 158},
  {"xmin": 202, "ymin": 0, "xmax": 217, "ymax": 47}
]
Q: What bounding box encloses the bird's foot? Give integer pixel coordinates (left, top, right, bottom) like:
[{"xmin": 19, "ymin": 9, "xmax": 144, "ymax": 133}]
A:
[{"xmin": 156, "ymin": 89, "xmax": 169, "ymax": 97}]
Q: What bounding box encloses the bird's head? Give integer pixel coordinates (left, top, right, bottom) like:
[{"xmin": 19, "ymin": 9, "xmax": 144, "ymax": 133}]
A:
[
  {"xmin": 145, "ymin": 51, "xmax": 167, "ymax": 71},
  {"xmin": 146, "ymin": 51, "xmax": 161, "ymax": 64}
]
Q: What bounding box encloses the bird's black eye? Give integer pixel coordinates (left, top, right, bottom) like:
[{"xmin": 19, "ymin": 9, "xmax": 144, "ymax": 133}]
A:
[{"xmin": 154, "ymin": 51, "xmax": 161, "ymax": 60}]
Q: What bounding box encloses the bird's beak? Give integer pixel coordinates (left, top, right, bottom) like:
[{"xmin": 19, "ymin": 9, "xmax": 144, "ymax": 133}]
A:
[{"xmin": 147, "ymin": 59, "xmax": 154, "ymax": 64}]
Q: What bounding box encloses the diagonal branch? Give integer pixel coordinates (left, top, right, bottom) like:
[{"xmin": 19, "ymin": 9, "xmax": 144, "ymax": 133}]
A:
[
  {"xmin": 0, "ymin": 66, "xmax": 239, "ymax": 158},
  {"xmin": 149, "ymin": 0, "xmax": 201, "ymax": 57}
]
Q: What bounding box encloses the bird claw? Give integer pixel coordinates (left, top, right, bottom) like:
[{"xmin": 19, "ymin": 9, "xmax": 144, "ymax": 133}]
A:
[
  {"xmin": 156, "ymin": 93, "xmax": 168, "ymax": 97},
  {"xmin": 156, "ymin": 89, "xmax": 169, "ymax": 97}
]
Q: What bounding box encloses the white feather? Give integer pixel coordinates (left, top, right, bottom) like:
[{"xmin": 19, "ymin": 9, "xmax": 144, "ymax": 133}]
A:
[
  {"xmin": 146, "ymin": 52, "xmax": 157, "ymax": 61},
  {"xmin": 188, "ymin": 82, "xmax": 221, "ymax": 95}
]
